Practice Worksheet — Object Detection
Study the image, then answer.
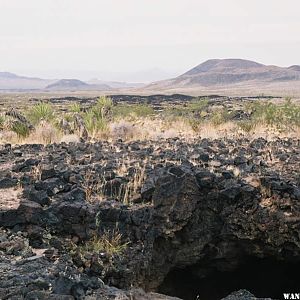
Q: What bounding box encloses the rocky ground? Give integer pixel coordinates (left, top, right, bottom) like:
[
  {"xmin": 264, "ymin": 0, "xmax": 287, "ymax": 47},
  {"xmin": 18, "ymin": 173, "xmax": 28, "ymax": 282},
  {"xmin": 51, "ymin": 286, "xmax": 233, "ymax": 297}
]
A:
[
  {"xmin": 0, "ymin": 137, "xmax": 300, "ymax": 299},
  {"xmin": 7, "ymin": 93, "xmax": 280, "ymax": 113}
]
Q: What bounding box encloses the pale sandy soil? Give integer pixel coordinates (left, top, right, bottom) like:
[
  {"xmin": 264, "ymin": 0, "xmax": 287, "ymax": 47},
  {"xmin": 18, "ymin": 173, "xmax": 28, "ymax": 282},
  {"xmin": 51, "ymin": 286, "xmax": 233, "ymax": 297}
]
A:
[
  {"xmin": 0, "ymin": 187, "xmax": 22, "ymax": 211},
  {"xmin": 1, "ymin": 80, "xmax": 300, "ymax": 100}
]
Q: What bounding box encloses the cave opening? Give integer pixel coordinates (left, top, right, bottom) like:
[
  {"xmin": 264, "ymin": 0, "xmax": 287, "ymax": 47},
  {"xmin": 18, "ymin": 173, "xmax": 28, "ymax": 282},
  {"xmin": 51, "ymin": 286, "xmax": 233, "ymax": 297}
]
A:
[{"xmin": 158, "ymin": 256, "xmax": 300, "ymax": 300}]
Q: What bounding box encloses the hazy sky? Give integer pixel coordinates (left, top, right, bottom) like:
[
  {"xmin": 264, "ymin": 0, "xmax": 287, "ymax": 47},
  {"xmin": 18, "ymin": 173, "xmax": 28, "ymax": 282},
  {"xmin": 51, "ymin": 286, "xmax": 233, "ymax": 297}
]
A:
[{"xmin": 0, "ymin": 0, "xmax": 299, "ymax": 82}]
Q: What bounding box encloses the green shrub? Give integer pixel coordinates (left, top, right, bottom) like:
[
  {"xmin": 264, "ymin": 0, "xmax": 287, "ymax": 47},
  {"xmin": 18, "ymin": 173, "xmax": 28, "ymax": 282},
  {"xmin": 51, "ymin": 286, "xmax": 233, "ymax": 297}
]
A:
[
  {"xmin": 96, "ymin": 95, "xmax": 113, "ymax": 109},
  {"xmin": 249, "ymin": 99, "xmax": 300, "ymax": 128},
  {"xmin": 63, "ymin": 114, "xmax": 75, "ymax": 123},
  {"xmin": 76, "ymin": 96, "xmax": 113, "ymax": 136},
  {"xmin": 163, "ymin": 98, "xmax": 209, "ymax": 118},
  {"xmin": 69, "ymin": 103, "xmax": 81, "ymax": 113},
  {"xmin": 113, "ymin": 103, "xmax": 154, "ymax": 119},
  {"xmin": 187, "ymin": 98, "xmax": 209, "ymax": 112},
  {"xmin": 238, "ymin": 120, "xmax": 256, "ymax": 133},
  {"xmin": 163, "ymin": 106, "xmax": 186, "ymax": 117},
  {"xmin": 281, "ymin": 98, "xmax": 300, "ymax": 127},
  {"xmin": 11, "ymin": 122, "xmax": 30, "ymax": 138},
  {"xmin": 89, "ymin": 96, "xmax": 113, "ymax": 120},
  {"xmin": 27, "ymin": 102, "xmax": 54, "ymax": 125},
  {"xmin": 0, "ymin": 115, "xmax": 5, "ymax": 130},
  {"xmin": 210, "ymin": 109, "xmax": 231, "ymax": 126}
]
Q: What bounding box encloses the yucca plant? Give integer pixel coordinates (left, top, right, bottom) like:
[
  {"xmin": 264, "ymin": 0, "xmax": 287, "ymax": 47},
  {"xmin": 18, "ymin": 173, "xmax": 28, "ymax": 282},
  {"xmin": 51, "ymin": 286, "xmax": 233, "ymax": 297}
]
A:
[
  {"xmin": 11, "ymin": 122, "xmax": 30, "ymax": 138},
  {"xmin": 0, "ymin": 115, "xmax": 5, "ymax": 130},
  {"xmin": 91, "ymin": 96, "xmax": 113, "ymax": 119},
  {"xmin": 69, "ymin": 103, "xmax": 81, "ymax": 113},
  {"xmin": 80, "ymin": 96, "xmax": 113, "ymax": 136},
  {"xmin": 96, "ymin": 95, "xmax": 113, "ymax": 110},
  {"xmin": 27, "ymin": 102, "xmax": 54, "ymax": 125},
  {"xmin": 83, "ymin": 110, "xmax": 107, "ymax": 136}
]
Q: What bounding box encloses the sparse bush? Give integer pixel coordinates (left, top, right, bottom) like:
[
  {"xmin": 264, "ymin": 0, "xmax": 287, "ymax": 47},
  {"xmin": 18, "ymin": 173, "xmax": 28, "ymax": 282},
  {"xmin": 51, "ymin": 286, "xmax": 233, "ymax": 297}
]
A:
[
  {"xmin": 187, "ymin": 97, "xmax": 209, "ymax": 112},
  {"xmin": 110, "ymin": 121, "xmax": 139, "ymax": 140},
  {"xmin": 27, "ymin": 102, "xmax": 54, "ymax": 125},
  {"xmin": 281, "ymin": 98, "xmax": 300, "ymax": 127},
  {"xmin": 210, "ymin": 109, "xmax": 230, "ymax": 126},
  {"xmin": 253, "ymin": 102, "xmax": 278, "ymax": 125},
  {"xmin": 249, "ymin": 98, "xmax": 300, "ymax": 129},
  {"xmin": 11, "ymin": 122, "xmax": 30, "ymax": 138},
  {"xmin": 164, "ymin": 98, "xmax": 209, "ymax": 119},
  {"xmin": 189, "ymin": 118, "xmax": 202, "ymax": 131},
  {"xmin": 113, "ymin": 103, "xmax": 154, "ymax": 119},
  {"xmin": 238, "ymin": 120, "xmax": 256, "ymax": 133}
]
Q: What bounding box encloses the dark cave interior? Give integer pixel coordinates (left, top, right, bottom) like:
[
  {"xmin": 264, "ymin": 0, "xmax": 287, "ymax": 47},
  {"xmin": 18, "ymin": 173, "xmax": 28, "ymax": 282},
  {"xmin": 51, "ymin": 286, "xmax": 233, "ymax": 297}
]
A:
[{"xmin": 158, "ymin": 256, "xmax": 300, "ymax": 300}]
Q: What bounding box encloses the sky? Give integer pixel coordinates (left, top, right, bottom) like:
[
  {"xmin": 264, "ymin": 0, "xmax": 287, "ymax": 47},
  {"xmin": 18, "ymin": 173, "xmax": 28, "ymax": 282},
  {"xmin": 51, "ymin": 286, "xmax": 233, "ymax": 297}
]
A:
[{"xmin": 0, "ymin": 0, "xmax": 299, "ymax": 82}]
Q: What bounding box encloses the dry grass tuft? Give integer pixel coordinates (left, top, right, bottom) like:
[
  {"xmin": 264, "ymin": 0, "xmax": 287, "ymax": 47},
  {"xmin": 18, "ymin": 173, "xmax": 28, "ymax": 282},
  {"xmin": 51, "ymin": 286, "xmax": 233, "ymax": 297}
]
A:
[
  {"xmin": 0, "ymin": 130, "xmax": 19, "ymax": 144},
  {"xmin": 81, "ymin": 159, "xmax": 147, "ymax": 204},
  {"xmin": 23, "ymin": 122, "xmax": 61, "ymax": 145},
  {"xmin": 110, "ymin": 121, "xmax": 141, "ymax": 141},
  {"xmin": 78, "ymin": 229, "xmax": 129, "ymax": 256}
]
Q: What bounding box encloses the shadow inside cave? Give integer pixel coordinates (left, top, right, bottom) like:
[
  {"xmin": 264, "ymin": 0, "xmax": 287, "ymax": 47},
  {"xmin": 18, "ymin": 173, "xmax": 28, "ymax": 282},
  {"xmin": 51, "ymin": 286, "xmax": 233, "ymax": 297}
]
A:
[{"xmin": 157, "ymin": 256, "xmax": 300, "ymax": 300}]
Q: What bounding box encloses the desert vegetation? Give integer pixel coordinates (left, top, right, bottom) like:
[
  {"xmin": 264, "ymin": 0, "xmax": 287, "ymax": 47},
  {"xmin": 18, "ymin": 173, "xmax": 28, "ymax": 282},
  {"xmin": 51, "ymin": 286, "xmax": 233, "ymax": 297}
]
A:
[
  {"xmin": 0, "ymin": 95, "xmax": 299, "ymax": 145},
  {"xmin": 76, "ymin": 229, "xmax": 129, "ymax": 256}
]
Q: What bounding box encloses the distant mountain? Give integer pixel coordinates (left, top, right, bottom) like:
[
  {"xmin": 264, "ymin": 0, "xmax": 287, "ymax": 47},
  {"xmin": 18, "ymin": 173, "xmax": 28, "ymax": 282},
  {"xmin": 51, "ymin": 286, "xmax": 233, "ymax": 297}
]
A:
[
  {"xmin": 0, "ymin": 72, "xmax": 53, "ymax": 90},
  {"xmin": 147, "ymin": 59, "xmax": 300, "ymax": 90},
  {"xmin": 46, "ymin": 79, "xmax": 112, "ymax": 91},
  {"xmin": 0, "ymin": 72, "xmax": 21, "ymax": 79},
  {"xmin": 2, "ymin": 61, "xmax": 300, "ymax": 94},
  {"xmin": 0, "ymin": 73, "xmax": 128, "ymax": 91},
  {"xmin": 87, "ymin": 79, "xmax": 144, "ymax": 89},
  {"xmin": 45, "ymin": 79, "xmax": 109, "ymax": 91},
  {"xmin": 288, "ymin": 65, "xmax": 300, "ymax": 72},
  {"xmin": 46, "ymin": 79, "xmax": 88, "ymax": 89},
  {"xmin": 45, "ymin": 79, "xmax": 88, "ymax": 90}
]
